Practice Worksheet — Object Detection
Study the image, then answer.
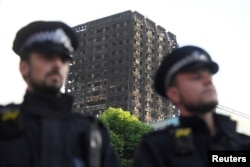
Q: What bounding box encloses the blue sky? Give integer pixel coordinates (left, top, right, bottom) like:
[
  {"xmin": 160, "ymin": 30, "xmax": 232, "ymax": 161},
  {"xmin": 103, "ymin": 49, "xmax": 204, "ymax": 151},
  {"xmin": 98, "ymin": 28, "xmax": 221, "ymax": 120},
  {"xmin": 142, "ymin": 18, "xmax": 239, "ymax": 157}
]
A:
[{"xmin": 0, "ymin": 0, "xmax": 250, "ymax": 116}]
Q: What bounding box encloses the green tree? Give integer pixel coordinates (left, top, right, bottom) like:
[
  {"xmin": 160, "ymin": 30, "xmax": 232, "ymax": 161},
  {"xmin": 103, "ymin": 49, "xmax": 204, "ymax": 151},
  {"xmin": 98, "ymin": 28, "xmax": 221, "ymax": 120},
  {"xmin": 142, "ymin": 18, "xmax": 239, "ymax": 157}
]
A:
[{"xmin": 99, "ymin": 107, "xmax": 153, "ymax": 167}]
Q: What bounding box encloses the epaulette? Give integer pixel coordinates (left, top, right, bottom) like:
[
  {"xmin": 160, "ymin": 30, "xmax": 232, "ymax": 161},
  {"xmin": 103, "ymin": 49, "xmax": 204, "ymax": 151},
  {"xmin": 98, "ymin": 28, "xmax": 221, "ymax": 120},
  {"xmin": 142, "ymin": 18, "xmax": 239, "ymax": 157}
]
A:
[
  {"xmin": 0, "ymin": 103, "xmax": 23, "ymax": 139},
  {"xmin": 167, "ymin": 125, "xmax": 195, "ymax": 155},
  {"xmin": 141, "ymin": 124, "xmax": 194, "ymax": 155},
  {"xmin": 148, "ymin": 122, "xmax": 195, "ymax": 155},
  {"xmin": 0, "ymin": 103, "xmax": 20, "ymax": 121}
]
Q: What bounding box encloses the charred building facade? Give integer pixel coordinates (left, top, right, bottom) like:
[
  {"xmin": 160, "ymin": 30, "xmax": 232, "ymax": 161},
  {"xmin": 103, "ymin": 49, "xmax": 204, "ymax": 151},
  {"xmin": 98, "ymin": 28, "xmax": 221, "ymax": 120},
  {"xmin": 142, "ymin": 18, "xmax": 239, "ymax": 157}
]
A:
[{"xmin": 65, "ymin": 10, "xmax": 178, "ymax": 122}]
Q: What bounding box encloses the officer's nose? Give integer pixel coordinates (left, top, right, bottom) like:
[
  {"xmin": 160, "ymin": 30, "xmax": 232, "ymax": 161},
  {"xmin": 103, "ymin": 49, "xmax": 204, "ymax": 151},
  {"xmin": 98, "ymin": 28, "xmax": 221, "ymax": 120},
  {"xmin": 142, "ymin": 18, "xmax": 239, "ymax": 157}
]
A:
[
  {"xmin": 202, "ymin": 71, "xmax": 213, "ymax": 86},
  {"xmin": 50, "ymin": 55, "xmax": 66, "ymax": 67}
]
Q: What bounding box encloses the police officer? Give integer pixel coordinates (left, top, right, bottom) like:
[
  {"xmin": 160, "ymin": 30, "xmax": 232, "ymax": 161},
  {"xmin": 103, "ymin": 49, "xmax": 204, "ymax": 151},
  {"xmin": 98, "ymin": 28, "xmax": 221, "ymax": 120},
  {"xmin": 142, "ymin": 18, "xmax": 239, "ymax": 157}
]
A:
[
  {"xmin": 0, "ymin": 21, "xmax": 120, "ymax": 167},
  {"xmin": 132, "ymin": 45, "xmax": 250, "ymax": 167}
]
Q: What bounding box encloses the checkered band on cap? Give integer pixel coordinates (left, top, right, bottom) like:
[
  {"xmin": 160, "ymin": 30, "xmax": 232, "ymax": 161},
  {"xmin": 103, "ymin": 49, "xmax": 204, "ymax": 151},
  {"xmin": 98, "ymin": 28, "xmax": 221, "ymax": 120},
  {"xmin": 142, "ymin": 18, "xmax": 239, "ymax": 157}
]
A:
[
  {"xmin": 164, "ymin": 51, "xmax": 210, "ymax": 89},
  {"xmin": 13, "ymin": 21, "xmax": 78, "ymax": 57},
  {"xmin": 20, "ymin": 28, "xmax": 74, "ymax": 53}
]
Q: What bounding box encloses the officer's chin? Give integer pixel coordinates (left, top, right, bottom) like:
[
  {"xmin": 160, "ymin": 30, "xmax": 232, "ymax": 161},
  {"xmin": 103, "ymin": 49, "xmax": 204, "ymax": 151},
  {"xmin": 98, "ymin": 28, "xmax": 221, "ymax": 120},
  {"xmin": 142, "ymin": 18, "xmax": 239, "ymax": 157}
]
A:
[
  {"xmin": 46, "ymin": 78, "xmax": 63, "ymax": 88},
  {"xmin": 38, "ymin": 82, "xmax": 62, "ymax": 95},
  {"xmin": 42, "ymin": 86, "xmax": 61, "ymax": 95},
  {"xmin": 186, "ymin": 101, "xmax": 218, "ymax": 114}
]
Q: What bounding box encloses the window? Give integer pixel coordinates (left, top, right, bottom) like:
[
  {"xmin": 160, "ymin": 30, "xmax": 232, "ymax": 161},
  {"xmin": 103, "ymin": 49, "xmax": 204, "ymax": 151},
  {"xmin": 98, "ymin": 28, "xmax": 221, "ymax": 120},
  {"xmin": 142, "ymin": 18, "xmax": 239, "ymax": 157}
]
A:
[
  {"xmin": 97, "ymin": 28, "xmax": 103, "ymax": 33},
  {"xmin": 134, "ymin": 58, "xmax": 140, "ymax": 64},
  {"xmin": 96, "ymin": 45, "xmax": 101, "ymax": 51}
]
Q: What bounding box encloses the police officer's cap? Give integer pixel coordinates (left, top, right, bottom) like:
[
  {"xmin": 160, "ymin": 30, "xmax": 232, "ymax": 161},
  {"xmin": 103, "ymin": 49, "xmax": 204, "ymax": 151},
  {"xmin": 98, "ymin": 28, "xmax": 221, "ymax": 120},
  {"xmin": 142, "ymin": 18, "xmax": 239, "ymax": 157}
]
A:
[
  {"xmin": 154, "ymin": 45, "xmax": 219, "ymax": 98},
  {"xmin": 13, "ymin": 21, "xmax": 78, "ymax": 60}
]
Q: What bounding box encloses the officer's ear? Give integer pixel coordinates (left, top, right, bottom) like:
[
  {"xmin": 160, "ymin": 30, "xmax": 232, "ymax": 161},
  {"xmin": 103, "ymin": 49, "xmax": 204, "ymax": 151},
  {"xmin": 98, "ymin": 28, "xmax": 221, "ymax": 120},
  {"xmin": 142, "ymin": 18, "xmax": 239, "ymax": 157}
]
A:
[
  {"xmin": 167, "ymin": 86, "xmax": 180, "ymax": 104},
  {"xmin": 166, "ymin": 76, "xmax": 180, "ymax": 104},
  {"xmin": 19, "ymin": 60, "xmax": 30, "ymax": 80}
]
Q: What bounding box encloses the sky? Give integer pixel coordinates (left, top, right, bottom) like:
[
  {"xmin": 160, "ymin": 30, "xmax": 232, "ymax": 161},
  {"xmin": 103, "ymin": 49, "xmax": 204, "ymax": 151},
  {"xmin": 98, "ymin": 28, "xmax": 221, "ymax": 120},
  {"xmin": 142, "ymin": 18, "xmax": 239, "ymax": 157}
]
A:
[{"xmin": 0, "ymin": 0, "xmax": 250, "ymax": 117}]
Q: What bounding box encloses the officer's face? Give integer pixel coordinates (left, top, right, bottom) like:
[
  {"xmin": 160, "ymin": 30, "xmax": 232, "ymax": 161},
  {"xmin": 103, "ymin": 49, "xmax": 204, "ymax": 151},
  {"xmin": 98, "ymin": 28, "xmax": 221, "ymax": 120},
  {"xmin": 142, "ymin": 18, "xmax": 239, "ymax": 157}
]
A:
[
  {"xmin": 20, "ymin": 51, "xmax": 69, "ymax": 93},
  {"xmin": 167, "ymin": 69, "xmax": 218, "ymax": 113}
]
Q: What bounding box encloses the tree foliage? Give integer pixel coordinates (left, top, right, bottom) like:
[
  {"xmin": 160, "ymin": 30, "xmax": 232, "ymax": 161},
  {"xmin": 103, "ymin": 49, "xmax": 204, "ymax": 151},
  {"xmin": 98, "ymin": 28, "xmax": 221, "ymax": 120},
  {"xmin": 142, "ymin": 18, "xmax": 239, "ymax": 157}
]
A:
[{"xmin": 99, "ymin": 107, "xmax": 153, "ymax": 167}]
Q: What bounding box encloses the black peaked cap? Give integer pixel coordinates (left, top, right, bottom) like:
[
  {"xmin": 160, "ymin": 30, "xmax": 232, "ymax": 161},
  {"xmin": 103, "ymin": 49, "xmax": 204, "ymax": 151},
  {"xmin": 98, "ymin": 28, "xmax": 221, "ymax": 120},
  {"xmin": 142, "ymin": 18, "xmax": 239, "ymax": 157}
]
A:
[
  {"xmin": 13, "ymin": 21, "xmax": 78, "ymax": 59},
  {"xmin": 154, "ymin": 45, "xmax": 219, "ymax": 98}
]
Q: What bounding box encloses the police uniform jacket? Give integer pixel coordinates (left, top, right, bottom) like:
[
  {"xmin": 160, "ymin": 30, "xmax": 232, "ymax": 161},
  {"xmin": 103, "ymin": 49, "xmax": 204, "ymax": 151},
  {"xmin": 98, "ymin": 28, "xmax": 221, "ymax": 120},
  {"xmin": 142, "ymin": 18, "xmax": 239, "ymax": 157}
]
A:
[
  {"xmin": 0, "ymin": 91, "xmax": 120, "ymax": 167},
  {"xmin": 132, "ymin": 113, "xmax": 250, "ymax": 167}
]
